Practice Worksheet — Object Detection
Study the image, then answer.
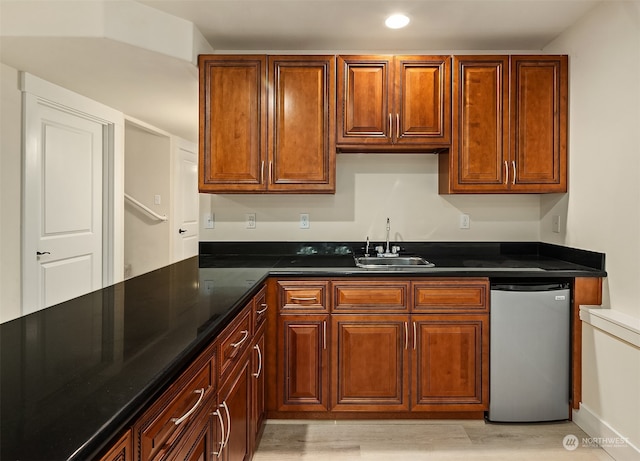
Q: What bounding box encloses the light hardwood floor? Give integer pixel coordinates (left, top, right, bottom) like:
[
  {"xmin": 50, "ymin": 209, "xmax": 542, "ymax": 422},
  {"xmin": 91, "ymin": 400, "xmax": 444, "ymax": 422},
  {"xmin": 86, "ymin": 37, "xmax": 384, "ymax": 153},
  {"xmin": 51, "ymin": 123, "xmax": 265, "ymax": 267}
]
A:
[{"xmin": 254, "ymin": 420, "xmax": 615, "ymax": 461}]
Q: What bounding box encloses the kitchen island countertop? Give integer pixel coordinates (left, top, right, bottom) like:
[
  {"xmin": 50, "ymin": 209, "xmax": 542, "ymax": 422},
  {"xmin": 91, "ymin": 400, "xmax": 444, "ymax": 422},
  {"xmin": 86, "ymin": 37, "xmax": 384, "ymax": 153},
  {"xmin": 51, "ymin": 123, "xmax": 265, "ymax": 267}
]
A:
[{"xmin": 0, "ymin": 241, "xmax": 605, "ymax": 461}]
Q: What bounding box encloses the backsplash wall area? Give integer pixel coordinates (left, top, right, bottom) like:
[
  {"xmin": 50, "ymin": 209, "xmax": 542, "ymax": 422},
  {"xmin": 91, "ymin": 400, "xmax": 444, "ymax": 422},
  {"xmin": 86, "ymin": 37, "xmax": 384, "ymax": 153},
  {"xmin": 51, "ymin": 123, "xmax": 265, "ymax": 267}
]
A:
[{"xmin": 199, "ymin": 154, "xmax": 542, "ymax": 244}]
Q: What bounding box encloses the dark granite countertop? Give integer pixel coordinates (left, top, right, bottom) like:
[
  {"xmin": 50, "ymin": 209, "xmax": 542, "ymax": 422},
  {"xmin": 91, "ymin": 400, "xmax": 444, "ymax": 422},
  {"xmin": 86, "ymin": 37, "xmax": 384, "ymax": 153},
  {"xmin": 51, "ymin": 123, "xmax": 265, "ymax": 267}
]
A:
[{"xmin": 0, "ymin": 241, "xmax": 605, "ymax": 461}]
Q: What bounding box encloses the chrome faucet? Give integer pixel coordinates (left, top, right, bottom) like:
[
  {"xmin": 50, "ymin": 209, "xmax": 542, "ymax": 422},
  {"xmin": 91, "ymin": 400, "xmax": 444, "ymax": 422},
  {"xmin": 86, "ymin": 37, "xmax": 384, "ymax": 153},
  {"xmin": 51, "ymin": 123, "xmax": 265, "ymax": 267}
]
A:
[{"xmin": 375, "ymin": 218, "xmax": 400, "ymax": 257}]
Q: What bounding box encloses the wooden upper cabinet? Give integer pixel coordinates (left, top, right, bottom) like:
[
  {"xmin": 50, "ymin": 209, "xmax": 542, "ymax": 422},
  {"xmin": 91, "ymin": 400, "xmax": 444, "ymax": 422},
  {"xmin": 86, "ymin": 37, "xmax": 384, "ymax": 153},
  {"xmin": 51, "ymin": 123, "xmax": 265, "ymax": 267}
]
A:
[
  {"xmin": 267, "ymin": 55, "xmax": 336, "ymax": 192},
  {"xmin": 199, "ymin": 55, "xmax": 266, "ymax": 193},
  {"xmin": 510, "ymin": 55, "xmax": 568, "ymax": 192},
  {"xmin": 198, "ymin": 55, "xmax": 335, "ymax": 193},
  {"xmin": 337, "ymin": 55, "xmax": 451, "ymax": 151},
  {"xmin": 439, "ymin": 54, "xmax": 567, "ymax": 194}
]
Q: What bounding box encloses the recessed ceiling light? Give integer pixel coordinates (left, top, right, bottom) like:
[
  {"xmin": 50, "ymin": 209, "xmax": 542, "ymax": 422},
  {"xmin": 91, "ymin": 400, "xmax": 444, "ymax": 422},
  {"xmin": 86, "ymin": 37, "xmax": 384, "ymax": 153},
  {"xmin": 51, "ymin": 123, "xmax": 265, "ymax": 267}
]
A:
[{"xmin": 385, "ymin": 13, "xmax": 410, "ymax": 29}]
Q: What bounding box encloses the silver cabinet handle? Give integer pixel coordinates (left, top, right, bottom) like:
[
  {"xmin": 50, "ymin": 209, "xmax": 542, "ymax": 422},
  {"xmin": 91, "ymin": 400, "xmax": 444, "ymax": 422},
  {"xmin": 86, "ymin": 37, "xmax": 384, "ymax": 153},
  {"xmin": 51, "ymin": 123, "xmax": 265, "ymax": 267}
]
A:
[
  {"xmin": 222, "ymin": 401, "xmax": 231, "ymax": 448},
  {"xmin": 230, "ymin": 330, "xmax": 249, "ymax": 348},
  {"xmin": 396, "ymin": 113, "xmax": 400, "ymax": 138},
  {"xmin": 256, "ymin": 303, "xmax": 268, "ymax": 315},
  {"xmin": 172, "ymin": 388, "xmax": 204, "ymax": 425},
  {"xmin": 413, "ymin": 322, "xmax": 417, "ymax": 350},
  {"xmin": 512, "ymin": 160, "xmax": 516, "ymax": 184},
  {"xmin": 253, "ymin": 344, "xmax": 263, "ymax": 378},
  {"xmin": 260, "ymin": 161, "xmax": 265, "ymax": 184},
  {"xmin": 269, "ymin": 161, "xmax": 273, "ymax": 183},
  {"xmin": 290, "ymin": 296, "xmax": 318, "ymax": 302},
  {"xmin": 211, "ymin": 407, "xmax": 225, "ymax": 457},
  {"xmin": 504, "ymin": 161, "xmax": 509, "ymax": 185},
  {"xmin": 388, "ymin": 113, "xmax": 392, "ymax": 137},
  {"xmin": 404, "ymin": 322, "xmax": 408, "ymax": 350}
]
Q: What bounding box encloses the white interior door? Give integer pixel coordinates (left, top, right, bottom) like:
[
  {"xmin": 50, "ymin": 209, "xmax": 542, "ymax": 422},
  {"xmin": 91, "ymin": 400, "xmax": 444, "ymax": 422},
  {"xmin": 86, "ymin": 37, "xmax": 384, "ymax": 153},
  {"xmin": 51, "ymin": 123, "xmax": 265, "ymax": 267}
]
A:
[
  {"xmin": 172, "ymin": 139, "xmax": 199, "ymax": 261},
  {"xmin": 22, "ymin": 93, "xmax": 106, "ymax": 314}
]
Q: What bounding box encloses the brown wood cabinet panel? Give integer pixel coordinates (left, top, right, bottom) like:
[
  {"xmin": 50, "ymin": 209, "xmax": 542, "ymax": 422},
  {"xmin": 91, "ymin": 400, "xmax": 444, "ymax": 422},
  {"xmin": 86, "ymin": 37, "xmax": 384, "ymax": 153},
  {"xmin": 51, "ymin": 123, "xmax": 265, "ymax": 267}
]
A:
[
  {"xmin": 332, "ymin": 280, "xmax": 409, "ymax": 312},
  {"xmin": 277, "ymin": 315, "xmax": 329, "ymax": 411},
  {"xmin": 253, "ymin": 285, "xmax": 268, "ymax": 331},
  {"xmin": 99, "ymin": 430, "xmax": 132, "ymax": 461},
  {"xmin": 218, "ymin": 349, "xmax": 252, "ymax": 461},
  {"xmin": 331, "ymin": 315, "xmax": 409, "ymax": 411},
  {"xmin": 218, "ymin": 307, "xmax": 252, "ymax": 378},
  {"xmin": 165, "ymin": 404, "xmax": 214, "ymax": 461},
  {"xmin": 278, "ymin": 280, "xmax": 329, "ymax": 313},
  {"xmin": 268, "ymin": 56, "xmax": 335, "ymax": 192},
  {"xmin": 411, "ymin": 315, "xmax": 488, "ymax": 411},
  {"xmin": 198, "ymin": 55, "xmax": 266, "ymax": 192},
  {"xmin": 134, "ymin": 350, "xmax": 215, "ymax": 461},
  {"xmin": 413, "ymin": 279, "xmax": 489, "ymax": 313},
  {"xmin": 441, "ymin": 56, "xmax": 509, "ymax": 193},
  {"xmin": 572, "ymin": 277, "xmax": 603, "ymax": 409},
  {"xmin": 337, "ymin": 55, "xmax": 450, "ymax": 151},
  {"xmin": 510, "ymin": 55, "xmax": 568, "ymax": 192},
  {"xmin": 251, "ymin": 325, "xmax": 266, "ymax": 450},
  {"xmin": 337, "ymin": 55, "xmax": 392, "ymax": 144},
  {"xmin": 395, "ymin": 56, "xmax": 451, "ymax": 145},
  {"xmin": 440, "ymin": 54, "xmax": 567, "ymax": 194}
]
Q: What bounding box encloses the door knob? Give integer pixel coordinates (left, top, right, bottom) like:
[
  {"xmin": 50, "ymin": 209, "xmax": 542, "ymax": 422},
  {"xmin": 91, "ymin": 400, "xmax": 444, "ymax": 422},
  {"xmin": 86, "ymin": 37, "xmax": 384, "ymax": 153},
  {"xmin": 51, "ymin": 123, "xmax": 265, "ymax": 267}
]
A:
[{"xmin": 178, "ymin": 228, "xmax": 187, "ymax": 234}]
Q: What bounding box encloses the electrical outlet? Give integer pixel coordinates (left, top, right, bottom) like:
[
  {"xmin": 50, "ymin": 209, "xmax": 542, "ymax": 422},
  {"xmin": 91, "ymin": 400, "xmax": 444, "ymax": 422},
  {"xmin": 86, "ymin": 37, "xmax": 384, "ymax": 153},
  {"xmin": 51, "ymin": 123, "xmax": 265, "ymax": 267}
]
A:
[
  {"xmin": 299, "ymin": 213, "xmax": 310, "ymax": 229},
  {"xmin": 552, "ymin": 215, "xmax": 561, "ymax": 233},
  {"xmin": 246, "ymin": 213, "xmax": 256, "ymax": 229},
  {"xmin": 459, "ymin": 214, "xmax": 470, "ymax": 229},
  {"xmin": 154, "ymin": 194, "xmax": 161, "ymax": 205},
  {"xmin": 204, "ymin": 213, "xmax": 215, "ymax": 229}
]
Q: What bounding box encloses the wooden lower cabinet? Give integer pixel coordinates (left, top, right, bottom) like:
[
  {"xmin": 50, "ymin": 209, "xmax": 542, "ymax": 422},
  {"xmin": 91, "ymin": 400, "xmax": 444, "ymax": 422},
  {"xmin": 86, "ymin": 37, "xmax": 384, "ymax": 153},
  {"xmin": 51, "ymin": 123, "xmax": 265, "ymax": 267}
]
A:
[
  {"xmin": 251, "ymin": 324, "xmax": 266, "ymax": 451},
  {"xmin": 166, "ymin": 399, "xmax": 217, "ymax": 461},
  {"xmin": 331, "ymin": 315, "xmax": 410, "ymax": 411},
  {"xmin": 277, "ymin": 315, "xmax": 329, "ymax": 411},
  {"xmin": 412, "ymin": 315, "xmax": 488, "ymax": 411},
  {"xmin": 269, "ymin": 277, "xmax": 490, "ymax": 418},
  {"xmin": 218, "ymin": 348, "xmax": 253, "ymax": 461}
]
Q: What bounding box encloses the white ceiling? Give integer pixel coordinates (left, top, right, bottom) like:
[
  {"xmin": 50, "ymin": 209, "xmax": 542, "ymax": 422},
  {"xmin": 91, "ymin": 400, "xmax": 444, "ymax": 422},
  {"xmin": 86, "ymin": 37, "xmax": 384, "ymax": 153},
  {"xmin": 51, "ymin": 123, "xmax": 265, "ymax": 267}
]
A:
[{"xmin": 1, "ymin": 0, "xmax": 599, "ymax": 142}]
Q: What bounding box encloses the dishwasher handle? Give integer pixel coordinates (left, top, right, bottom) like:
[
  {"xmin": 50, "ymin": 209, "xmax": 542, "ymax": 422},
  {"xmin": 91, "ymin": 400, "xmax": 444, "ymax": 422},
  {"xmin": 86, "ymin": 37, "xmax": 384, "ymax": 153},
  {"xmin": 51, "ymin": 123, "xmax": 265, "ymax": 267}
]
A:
[{"xmin": 491, "ymin": 282, "xmax": 569, "ymax": 292}]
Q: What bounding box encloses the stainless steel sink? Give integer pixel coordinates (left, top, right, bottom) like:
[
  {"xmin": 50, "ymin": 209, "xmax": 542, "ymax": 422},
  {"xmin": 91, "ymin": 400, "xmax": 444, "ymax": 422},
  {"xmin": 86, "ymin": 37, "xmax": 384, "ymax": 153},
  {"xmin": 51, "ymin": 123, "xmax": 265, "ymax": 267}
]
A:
[{"xmin": 354, "ymin": 255, "xmax": 435, "ymax": 268}]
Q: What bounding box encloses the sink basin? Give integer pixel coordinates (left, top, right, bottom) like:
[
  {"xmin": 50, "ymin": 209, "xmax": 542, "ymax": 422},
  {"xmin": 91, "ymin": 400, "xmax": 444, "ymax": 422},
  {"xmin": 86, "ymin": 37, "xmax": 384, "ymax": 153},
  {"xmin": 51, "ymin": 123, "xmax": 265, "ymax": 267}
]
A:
[{"xmin": 354, "ymin": 255, "xmax": 435, "ymax": 268}]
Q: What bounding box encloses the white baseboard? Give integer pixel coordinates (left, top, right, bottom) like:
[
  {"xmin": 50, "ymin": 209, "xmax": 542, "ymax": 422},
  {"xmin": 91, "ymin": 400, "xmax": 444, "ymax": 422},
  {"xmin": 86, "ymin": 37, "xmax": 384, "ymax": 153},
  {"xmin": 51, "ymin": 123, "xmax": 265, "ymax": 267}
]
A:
[{"xmin": 573, "ymin": 404, "xmax": 640, "ymax": 461}]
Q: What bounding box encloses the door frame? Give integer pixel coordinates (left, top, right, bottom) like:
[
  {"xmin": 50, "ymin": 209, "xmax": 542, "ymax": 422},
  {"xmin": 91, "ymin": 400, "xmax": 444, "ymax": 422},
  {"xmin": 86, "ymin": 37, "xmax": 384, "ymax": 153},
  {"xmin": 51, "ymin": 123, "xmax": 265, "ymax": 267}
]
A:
[{"xmin": 20, "ymin": 72, "xmax": 124, "ymax": 314}]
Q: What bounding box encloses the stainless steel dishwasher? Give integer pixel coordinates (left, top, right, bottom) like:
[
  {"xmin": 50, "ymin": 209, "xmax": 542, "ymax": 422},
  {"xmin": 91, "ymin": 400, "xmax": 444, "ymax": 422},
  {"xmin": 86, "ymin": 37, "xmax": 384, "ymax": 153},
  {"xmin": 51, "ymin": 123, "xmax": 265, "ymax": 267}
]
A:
[{"xmin": 488, "ymin": 282, "xmax": 571, "ymax": 422}]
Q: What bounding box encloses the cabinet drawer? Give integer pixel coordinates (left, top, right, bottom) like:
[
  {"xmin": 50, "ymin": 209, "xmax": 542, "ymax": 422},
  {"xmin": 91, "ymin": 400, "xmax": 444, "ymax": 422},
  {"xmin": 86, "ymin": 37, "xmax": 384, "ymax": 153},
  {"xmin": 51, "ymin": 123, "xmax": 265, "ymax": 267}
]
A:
[
  {"xmin": 278, "ymin": 281, "xmax": 329, "ymax": 313},
  {"xmin": 135, "ymin": 358, "xmax": 214, "ymax": 461},
  {"xmin": 254, "ymin": 286, "xmax": 268, "ymax": 330},
  {"xmin": 218, "ymin": 307, "xmax": 253, "ymax": 377},
  {"xmin": 413, "ymin": 279, "xmax": 489, "ymax": 313},
  {"xmin": 333, "ymin": 281, "xmax": 409, "ymax": 312}
]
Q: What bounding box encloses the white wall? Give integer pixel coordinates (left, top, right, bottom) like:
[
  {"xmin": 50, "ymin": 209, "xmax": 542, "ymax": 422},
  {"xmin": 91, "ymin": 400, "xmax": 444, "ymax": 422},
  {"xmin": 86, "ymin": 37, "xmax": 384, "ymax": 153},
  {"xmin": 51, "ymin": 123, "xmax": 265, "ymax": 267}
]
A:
[
  {"xmin": 124, "ymin": 121, "xmax": 171, "ymax": 278},
  {"xmin": 543, "ymin": 1, "xmax": 640, "ymax": 457},
  {"xmin": 199, "ymin": 154, "xmax": 542, "ymax": 243},
  {"xmin": 0, "ymin": 63, "xmax": 22, "ymax": 323}
]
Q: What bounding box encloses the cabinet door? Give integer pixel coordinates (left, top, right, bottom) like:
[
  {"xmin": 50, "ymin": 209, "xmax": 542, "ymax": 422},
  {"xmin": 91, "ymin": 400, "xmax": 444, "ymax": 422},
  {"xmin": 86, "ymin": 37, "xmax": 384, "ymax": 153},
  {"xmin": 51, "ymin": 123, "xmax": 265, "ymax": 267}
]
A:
[
  {"xmin": 331, "ymin": 314, "xmax": 409, "ymax": 411},
  {"xmin": 268, "ymin": 56, "xmax": 335, "ymax": 192},
  {"xmin": 411, "ymin": 315, "xmax": 488, "ymax": 411},
  {"xmin": 251, "ymin": 325, "xmax": 266, "ymax": 450},
  {"xmin": 337, "ymin": 55, "xmax": 393, "ymax": 146},
  {"xmin": 218, "ymin": 350, "xmax": 252, "ymax": 461},
  {"xmin": 277, "ymin": 315, "xmax": 329, "ymax": 411},
  {"xmin": 166, "ymin": 404, "xmax": 214, "ymax": 461},
  {"xmin": 510, "ymin": 55, "xmax": 568, "ymax": 192},
  {"xmin": 395, "ymin": 56, "xmax": 451, "ymax": 145},
  {"xmin": 442, "ymin": 55, "xmax": 510, "ymax": 193},
  {"xmin": 198, "ymin": 55, "xmax": 266, "ymax": 192}
]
